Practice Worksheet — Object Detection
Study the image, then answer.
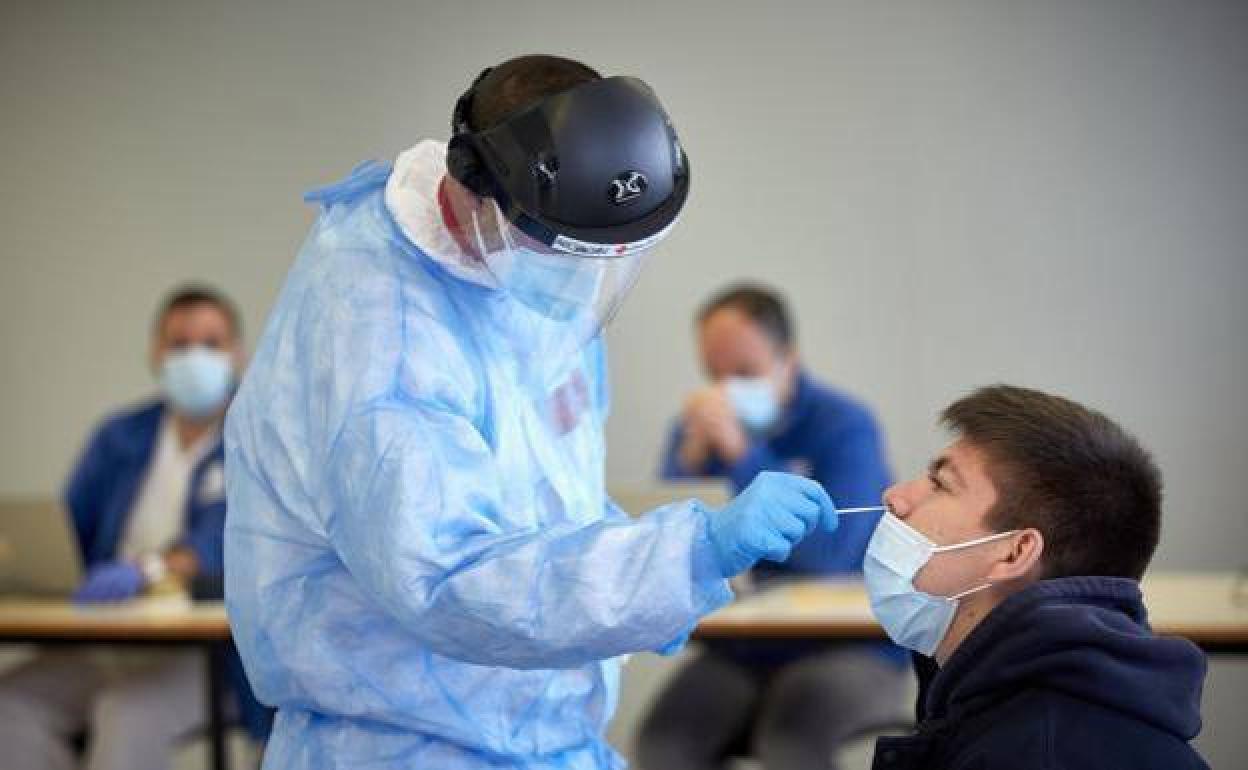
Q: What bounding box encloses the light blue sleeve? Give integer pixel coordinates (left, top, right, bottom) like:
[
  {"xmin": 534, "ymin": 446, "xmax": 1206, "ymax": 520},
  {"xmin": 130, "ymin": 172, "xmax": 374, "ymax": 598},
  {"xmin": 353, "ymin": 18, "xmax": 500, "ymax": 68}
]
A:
[
  {"xmin": 307, "ymin": 268, "xmax": 731, "ymax": 671},
  {"xmin": 324, "ymin": 399, "xmax": 730, "ymax": 669}
]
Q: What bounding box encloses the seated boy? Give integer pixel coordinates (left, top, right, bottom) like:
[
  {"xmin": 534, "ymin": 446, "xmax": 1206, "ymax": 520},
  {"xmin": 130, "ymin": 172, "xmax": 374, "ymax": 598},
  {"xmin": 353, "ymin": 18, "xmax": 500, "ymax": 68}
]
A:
[{"xmin": 868, "ymin": 384, "xmax": 1208, "ymax": 769}]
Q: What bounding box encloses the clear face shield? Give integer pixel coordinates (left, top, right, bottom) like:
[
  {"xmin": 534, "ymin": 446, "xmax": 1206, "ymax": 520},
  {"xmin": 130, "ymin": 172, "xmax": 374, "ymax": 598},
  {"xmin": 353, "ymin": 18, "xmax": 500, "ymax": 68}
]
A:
[
  {"xmin": 461, "ymin": 196, "xmax": 662, "ymax": 381},
  {"xmin": 443, "ymin": 73, "xmax": 690, "ymax": 385}
]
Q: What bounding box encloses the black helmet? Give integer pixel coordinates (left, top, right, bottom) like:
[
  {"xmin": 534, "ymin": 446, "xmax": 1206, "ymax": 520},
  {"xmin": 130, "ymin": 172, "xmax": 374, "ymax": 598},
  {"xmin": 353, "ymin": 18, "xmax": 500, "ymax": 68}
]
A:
[{"xmin": 447, "ymin": 71, "xmax": 691, "ymax": 257}]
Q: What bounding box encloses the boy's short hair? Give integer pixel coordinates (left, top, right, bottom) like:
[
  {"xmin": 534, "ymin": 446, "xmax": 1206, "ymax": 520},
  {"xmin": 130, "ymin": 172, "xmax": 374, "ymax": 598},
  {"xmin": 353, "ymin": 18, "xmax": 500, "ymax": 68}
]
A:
[{"xmin": 943, "ymin": 384, "xmax": 1162, "ymax": 580}]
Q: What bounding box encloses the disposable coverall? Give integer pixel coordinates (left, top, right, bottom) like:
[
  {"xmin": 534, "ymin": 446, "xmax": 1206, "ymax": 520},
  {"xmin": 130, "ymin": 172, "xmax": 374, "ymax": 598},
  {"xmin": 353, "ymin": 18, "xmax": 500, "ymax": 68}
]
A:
[{"xmin": 224, "ymin": 144, "xmax": 733, "ymax": 769}]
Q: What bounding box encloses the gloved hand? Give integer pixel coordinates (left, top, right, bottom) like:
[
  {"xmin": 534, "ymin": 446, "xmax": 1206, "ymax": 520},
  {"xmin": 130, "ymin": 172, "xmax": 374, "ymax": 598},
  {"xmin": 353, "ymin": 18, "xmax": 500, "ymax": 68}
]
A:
[
  {"xmin": 73, "ymin": 561, "xmax": 145, "ymax": 603},
  {"xmin": 707, "ymin": 471, "xmax": 839, "ymax": 578}
]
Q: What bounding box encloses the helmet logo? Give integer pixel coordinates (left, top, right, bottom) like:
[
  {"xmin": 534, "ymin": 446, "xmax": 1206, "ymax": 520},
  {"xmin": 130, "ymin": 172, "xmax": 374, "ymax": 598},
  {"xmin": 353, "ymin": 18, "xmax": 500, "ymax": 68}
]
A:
[{"xmin": 609, "ymin": 171, "xmax": 648, "ymax": 205}]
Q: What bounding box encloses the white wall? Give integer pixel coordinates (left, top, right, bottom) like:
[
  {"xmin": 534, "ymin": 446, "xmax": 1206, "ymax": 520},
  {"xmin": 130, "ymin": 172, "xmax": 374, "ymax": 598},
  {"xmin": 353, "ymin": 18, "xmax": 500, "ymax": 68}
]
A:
[{"xmin": 2, "ymin": 0, "xmax": 1245, "ymax": 765}]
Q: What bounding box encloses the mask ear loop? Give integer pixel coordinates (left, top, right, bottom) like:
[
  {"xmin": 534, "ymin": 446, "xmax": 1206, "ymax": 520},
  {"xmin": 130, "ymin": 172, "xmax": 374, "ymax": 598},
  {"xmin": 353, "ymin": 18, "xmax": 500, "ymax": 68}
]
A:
[
  {"xmin": 469, "ymin": 199, "xmax": 514, "ymax": 283},
  {"xmin": 947, "ymin": 580, "xmax": 996, "ymax": 601},
  {"xmin": 468, "ymin": 198, "xmax": 493, "ymax": 259},
  {"xmin": 933, "ymin": 529, "xmax": 1021, "ymax": 601},
  {"xmin": 930, "ymin": 528, "xmax": 1019, "ymax": 554}
]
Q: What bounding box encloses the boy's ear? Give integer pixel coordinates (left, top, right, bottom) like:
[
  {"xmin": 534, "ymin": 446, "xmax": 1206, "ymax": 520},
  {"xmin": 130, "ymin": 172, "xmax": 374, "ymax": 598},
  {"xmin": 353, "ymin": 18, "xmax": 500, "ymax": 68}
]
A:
[{"xmin": 988, "ymin": 527, "xmax": 1044, "ymax": 582}]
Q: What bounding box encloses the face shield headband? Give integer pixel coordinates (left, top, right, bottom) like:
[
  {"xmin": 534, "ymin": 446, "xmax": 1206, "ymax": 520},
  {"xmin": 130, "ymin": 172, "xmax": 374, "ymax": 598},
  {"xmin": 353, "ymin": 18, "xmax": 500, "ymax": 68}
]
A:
[{"xmin": 446, "ymin": 71, "xmax": 691, "ymax": 258}]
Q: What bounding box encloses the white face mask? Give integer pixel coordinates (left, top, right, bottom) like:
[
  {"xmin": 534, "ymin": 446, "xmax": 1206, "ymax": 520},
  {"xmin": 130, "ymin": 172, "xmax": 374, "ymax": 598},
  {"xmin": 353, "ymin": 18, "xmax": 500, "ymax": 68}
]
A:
[
  {"xmin": 863, "ymin": 512, "xmax": 1018, "ymax": 657},
  {"xmin": 160, "ymin": 347, "xmax": 234, "ymax": 419},
  {"xmin": 724, "ymin": 376, "xmax": 780, "ymax": 433}
]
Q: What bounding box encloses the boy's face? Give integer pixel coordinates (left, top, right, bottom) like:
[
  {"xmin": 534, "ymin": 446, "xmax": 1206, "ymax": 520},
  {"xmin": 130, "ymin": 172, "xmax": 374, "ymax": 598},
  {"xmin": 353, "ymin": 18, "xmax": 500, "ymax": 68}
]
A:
[{"xmin": 882, "ymin": 439, "xmax": 1012, "ymax": 596}]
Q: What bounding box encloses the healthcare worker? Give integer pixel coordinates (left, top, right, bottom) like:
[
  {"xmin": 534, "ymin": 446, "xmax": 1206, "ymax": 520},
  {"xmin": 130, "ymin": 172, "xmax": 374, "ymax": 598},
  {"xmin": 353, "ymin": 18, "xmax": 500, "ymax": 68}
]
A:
[{"xmin": 225, "ymin": 55, "xmax": 841, "ymax": 770}]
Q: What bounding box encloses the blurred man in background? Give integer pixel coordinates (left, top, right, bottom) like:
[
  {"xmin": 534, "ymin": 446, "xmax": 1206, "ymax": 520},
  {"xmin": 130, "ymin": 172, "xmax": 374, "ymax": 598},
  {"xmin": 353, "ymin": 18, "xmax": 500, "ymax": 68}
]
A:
[
  {"xmin": 0, "ymin": 285, "xmax": 268, "ymax": 770},
  {"xmin": 638, "ymin": 284, "xmax": 909, "ymax": 770}
]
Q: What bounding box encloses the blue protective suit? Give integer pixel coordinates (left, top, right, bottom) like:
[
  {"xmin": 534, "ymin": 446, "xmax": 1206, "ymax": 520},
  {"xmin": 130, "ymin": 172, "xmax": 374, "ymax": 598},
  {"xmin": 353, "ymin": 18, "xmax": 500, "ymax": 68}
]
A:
[{"xmin": 224, "ymin": 159, "xmax": 733, "ymax": 769}]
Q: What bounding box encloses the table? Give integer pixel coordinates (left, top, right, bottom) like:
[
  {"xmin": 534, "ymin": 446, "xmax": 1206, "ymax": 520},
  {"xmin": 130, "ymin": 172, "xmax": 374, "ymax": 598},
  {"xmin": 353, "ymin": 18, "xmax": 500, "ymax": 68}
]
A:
[
  {"xmin": 695, "ymin": 571, "xmax": 1248, "ymax": 655},
  {"xmin": 4, "ymin": 572, "xmax": 1241, "ymax": 770},
  {"xmin": 0, "ymin": 596, "xmax": 235, "ymax": 770}
]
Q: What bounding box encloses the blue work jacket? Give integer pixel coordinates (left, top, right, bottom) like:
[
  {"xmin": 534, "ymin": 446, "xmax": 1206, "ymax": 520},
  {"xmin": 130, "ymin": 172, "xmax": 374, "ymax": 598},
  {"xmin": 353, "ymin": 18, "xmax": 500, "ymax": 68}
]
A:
[{"xmin": 64, "ymin": 399, "xmax": 272, "ymax": 740}]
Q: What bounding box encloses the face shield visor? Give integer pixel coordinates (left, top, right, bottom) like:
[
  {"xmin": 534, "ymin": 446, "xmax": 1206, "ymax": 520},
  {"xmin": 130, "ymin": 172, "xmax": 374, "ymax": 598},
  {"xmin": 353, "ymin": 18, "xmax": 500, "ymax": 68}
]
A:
[{"xmin": 446, "ymin": 73, "xmax": 690, "ymax": 378}]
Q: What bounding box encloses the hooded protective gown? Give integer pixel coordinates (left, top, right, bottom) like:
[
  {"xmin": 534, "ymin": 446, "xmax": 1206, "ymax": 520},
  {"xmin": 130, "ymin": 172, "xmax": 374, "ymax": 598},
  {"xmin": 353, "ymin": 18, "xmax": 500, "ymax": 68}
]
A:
[{"xmin": 224, "ymin": 143, "xmax": 733, "ymax": 769}]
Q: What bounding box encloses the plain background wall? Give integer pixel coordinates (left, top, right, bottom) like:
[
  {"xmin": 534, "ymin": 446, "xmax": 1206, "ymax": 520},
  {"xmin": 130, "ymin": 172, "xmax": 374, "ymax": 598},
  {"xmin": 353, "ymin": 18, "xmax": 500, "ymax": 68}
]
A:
[{"xmin": 2, "ymin": 0, "xmax": 1245, "ymax": 766}]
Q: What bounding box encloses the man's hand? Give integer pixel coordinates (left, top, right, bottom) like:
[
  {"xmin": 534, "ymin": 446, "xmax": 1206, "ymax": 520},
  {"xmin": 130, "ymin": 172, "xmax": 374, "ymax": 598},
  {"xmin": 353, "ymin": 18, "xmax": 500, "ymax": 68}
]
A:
[
  {"xmin": 683, "ymin": 386, "xmax": 748, "ymax": 464},
  {"xmin": 164, "ymin": 546, "xmax": 199, "ymax": 583}
]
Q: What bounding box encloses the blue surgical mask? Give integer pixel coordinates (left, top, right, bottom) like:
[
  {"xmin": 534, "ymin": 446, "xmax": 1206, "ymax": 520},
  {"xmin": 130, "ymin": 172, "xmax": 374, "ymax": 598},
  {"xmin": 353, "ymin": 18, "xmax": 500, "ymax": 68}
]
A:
[
  {"xmin": 161, "ymin": 347, "xmax": 234, "ymax": 418},
  {"xmin": 725, "ymin": 376, "xmax": 780, "ymax": 433},
  {"xmin": 863, "ymin": 512, "xmax": 1017, "ymax": 657}
]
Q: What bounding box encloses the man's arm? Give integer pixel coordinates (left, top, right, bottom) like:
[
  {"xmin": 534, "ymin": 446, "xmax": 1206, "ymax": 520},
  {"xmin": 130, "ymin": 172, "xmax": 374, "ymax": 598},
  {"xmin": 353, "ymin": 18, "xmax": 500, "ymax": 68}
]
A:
[
  {"xmin": 64, "ymin": 422, "xmax": 115, "ymax": 563},
  {"xmin": 322, "ymin": 395, "xmax": 733, "ymax": 669}
]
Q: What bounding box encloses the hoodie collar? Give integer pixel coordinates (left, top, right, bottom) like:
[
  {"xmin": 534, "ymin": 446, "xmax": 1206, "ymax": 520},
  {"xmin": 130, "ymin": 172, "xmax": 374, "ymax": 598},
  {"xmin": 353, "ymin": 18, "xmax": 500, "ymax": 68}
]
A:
[{"xmin": 926, "ymin": 576, "xmax": 1206, "ymax": 741}]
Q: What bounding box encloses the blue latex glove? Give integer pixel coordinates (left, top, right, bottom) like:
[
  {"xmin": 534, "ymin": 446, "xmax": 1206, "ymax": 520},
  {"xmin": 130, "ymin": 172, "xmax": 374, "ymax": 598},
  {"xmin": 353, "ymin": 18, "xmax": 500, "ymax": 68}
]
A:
[
  {"xmin": 707, "ymin": 471, "xmax": 839, "ymax": 577},
  {"xmin": 73, "ymin": 561, "xmax": 145, "ymax": 603}
]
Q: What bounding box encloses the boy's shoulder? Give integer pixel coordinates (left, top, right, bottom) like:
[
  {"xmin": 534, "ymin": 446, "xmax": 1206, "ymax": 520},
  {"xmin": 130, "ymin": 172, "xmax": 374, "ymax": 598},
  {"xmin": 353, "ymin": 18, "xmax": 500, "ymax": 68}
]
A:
[{"xmin": 931, "ymin": 687, "xmax": 1208, "ymax": 770}]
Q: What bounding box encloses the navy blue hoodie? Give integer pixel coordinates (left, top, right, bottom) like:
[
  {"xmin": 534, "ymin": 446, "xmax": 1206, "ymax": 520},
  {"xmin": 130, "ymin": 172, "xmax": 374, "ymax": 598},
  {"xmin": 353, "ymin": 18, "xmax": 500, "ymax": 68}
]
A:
[{"xmin": 872, "ymin": 576, "xmax": 1209, "ymax": 769}]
